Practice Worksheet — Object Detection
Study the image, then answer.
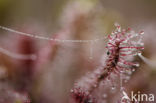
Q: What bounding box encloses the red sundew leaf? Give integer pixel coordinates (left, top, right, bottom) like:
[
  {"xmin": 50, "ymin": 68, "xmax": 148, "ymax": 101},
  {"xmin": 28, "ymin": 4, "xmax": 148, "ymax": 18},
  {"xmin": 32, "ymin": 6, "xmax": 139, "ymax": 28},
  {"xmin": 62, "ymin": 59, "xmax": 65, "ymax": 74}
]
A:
[
  {"xmin": 71, "ymin": 87, "xmax": 97, "ymax": 103},
  {"xmin": 71, "ymin": 24, "xmax": 144, "ymax": 103},
  {"xmin": 119, "ymin": 46, "xmax": 144, "ymax": 49}
]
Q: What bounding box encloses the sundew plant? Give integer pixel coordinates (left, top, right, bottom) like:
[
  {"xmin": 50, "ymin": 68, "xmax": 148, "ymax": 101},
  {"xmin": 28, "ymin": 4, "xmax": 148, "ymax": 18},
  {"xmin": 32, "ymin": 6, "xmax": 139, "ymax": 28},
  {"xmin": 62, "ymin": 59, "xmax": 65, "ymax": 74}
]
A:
[{"xmin": 0, "ymin": 0, "xmax": 156, "ymax": 103}]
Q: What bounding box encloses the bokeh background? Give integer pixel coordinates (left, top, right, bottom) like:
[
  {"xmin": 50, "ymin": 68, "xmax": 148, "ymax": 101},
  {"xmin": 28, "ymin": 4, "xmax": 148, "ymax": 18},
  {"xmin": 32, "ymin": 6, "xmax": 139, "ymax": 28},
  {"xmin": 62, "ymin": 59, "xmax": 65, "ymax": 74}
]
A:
[{"xmin": 0, "ymin": 0, "xmax": 156, "ymax": 103}]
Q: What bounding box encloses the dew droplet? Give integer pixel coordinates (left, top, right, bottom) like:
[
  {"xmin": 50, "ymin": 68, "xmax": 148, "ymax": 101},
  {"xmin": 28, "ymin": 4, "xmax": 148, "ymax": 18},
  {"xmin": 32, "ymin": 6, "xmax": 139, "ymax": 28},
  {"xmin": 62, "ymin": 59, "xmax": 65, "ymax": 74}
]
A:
[
  {"xmin": 139, "ymin": 31, "xmax": 144, "ymax": 35},
  {"xmin": 120, "ymin": 86, "xmax": 125, "ymax": 91},
  {"xmin": 103, "ymin": 94, "xmax": 107, "ymax": 98},
  {"xmin": 70, "ymin": 89, "xmax": 74, "ymax": 93},
  {"xmin": 94, "ymin": 84, "xmax": 97, "ymax": 88},
  {"xmin": 125, "ymin": 76, "xmax": 130, "ymax": 80},
  {"xmin": 111, "ymin": 86, "xmax": 116, "ymax": 90},
  {"xmin": 124, "ymin": 80, "xmax": 128, "ymax": 83},
  {"xmin": 132, "ymin": 68, "xmax": 135, "ymax": 72},
  {"xmin": 134, "ymin": 63, "xmax": 139, "ymax": 67},
  {"xmin": 107, "ymin": 78, "xmax": 110, "ymax": 82},
  {"xmin": 127, "ymin": 71, "xmax": 132, "ymax": 75},
  {"xmin": 120, "ymin": 70, "xmax": 124, "ymax": 73}
]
